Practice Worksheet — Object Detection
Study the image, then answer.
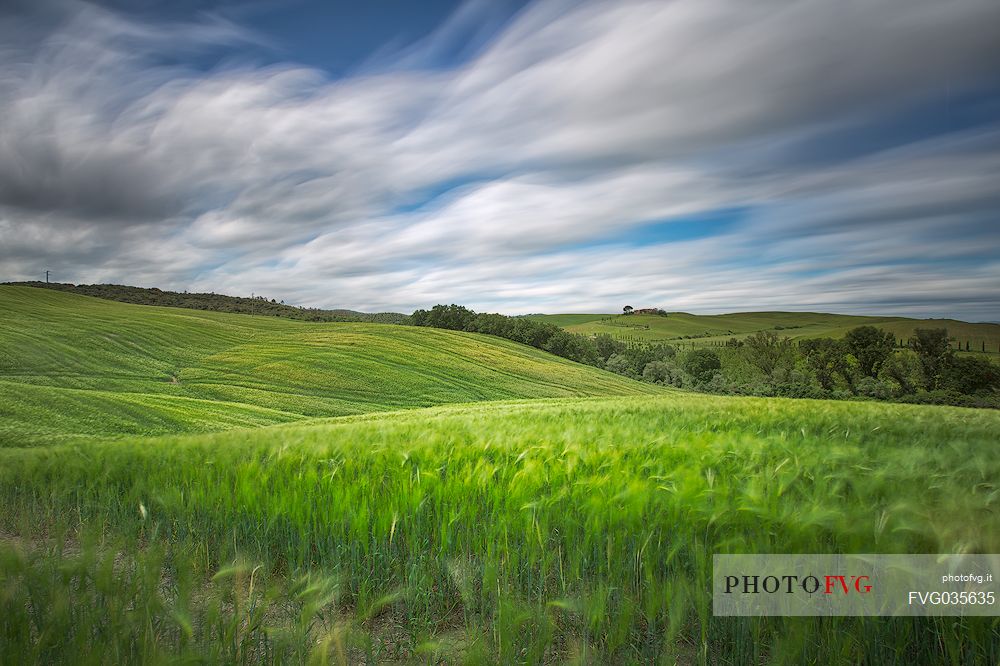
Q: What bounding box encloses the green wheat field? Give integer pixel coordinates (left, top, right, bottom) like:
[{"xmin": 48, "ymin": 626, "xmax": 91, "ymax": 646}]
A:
[
  {"xmin": 528, "ymin": 312, "xmax": 1000, "ymax": 353},
  {"xmin": 1, "ymin": 285, "xmax": 999, "ymax": 664}
]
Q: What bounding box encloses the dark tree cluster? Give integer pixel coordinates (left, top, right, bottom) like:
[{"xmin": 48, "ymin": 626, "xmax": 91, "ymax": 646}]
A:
[
  {"xmin": 410, "ymin": 305, "xmax": 603, "ymax": 366},
  {"xmin": 411, "ymin": 305, "xmax": 685, "ymax": 372},
  {"xmin": 698, "ymin": 326, "xmax": 999, "ymax": 408}
]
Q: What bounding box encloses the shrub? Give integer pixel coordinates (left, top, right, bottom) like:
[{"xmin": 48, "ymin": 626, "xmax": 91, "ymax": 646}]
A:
[
  {"xmin": 605, "ymin": 353, "xmax": 636, "ymax": 378},
  {"xmin": 940, "ymin": 356, "xmax": 1000, "ymax": 395},
  {"xmin": 855, "ymin": 376, "xmax": 896, "ymax": 400},
  {"xmin": 641, "ymin": 361, "xmax": 684, "ymax": 386}
]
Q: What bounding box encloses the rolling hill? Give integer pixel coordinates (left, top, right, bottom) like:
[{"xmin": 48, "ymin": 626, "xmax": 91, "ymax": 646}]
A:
[
  {"xmin": 4, "ymin": 281, "xmax": 410, "ymax": 323},
  {"xmin": 528, "ymin": 311, "xmax": 1000, "ymax": 354},
  {"xmin": 2, "ymin": 285, "xmax": 999, "ymax": 662},
  {"xmin": 0, "ymin": 286, "xmax": 660, "ymax": 446}
]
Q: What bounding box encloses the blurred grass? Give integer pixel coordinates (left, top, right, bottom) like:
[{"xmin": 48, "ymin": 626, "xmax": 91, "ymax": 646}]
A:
[{"xmin": 2, "ymin": 394, "xmax": 998, "ymax": 663}]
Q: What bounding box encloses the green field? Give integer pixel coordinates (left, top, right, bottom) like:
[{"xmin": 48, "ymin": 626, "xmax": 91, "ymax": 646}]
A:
[
  {"xmin": 0, "ymin": 286, "xmax": 659, "ymax": 446},
  {"xmin": 528, "ymin": 312, "xmax": 1000, "ymax": 354},
  {"xmin": 3, "ymin": 396, "xmax": 999, "ymax": 663},
  {"xmin": 2, "ymin": 287, "xmax": 1000, "ymax": 663}
]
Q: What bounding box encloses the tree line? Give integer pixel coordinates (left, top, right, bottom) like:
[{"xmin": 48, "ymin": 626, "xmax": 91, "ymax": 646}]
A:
[{"xmin": 411, "ymin": 305, "xmax": 999, "ymax": 409}]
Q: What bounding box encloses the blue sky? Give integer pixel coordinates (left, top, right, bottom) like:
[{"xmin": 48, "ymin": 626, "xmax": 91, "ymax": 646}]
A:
[{"xmin": 1, "ymin": 0, "xmax": 998, "ymax": 320}]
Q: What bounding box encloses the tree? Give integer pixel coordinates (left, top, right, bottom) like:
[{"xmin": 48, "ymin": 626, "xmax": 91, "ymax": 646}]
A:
[
  {"xmin": 909, "ymin": 328, "xmax": 953, "ymax": 389},
  {"xmin": 649, "ymin": 343, "xmax": 677, "ymax": 360},
  {"xmin": 642, "ymin": 361, "xmax": 683, "ymax": 386},
  {"xmin": 683, "ymin": 349, "xmax": 721, "ymax": 382},
  {"xmin": 426, "ymin": 304, "xmax": 476, "ymax": 330},
  {"xmin": 799, "ymin": 338, "xmax": 848, "ymax": 391},
  {"xmin": 410, "ymin": 309, "xmax": 428, "ymax": 326},
  {"xmin": 940, "ymin": 356, "xmax": 1000, "ymax": 395},
  {"xmin": 411, "ymin": 304, "xmax": 475, "ymax": 330},
  {"xmin": 543, "ymin": 330, "xmax": 599, "ymax": 366},
  {"xmin": 594, "ymin": 334, "xmax": 625, "ymax": 361},
  {"xmin": 843, "ymin": 326, "xmax": 896, "ymax": 378},
  {"xmin": 467, "ymin": 312, "xmax": 511, "ymax": 337},
  {"xmin": 623, "ymin": 305, "xmax": 634, "ymax": 315},
  {"xmin": 742, "ymin": 331, "xmax": 795, "ymax": 378},
  {"xmin": 508, "ymin": 318, "xmax": 560, "ymax": 348},
  {"xmin": 605, "ymin": 353, "xmax": 636, "ymax": 377},
  {"xmin": 879, "ymin": 350, "xmax": 924, "ymax": 394}
]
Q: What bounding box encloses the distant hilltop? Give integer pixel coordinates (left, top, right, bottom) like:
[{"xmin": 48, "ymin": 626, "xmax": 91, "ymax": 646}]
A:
[{"xmin": 3, "ymin": 281, "xmax": 410, "ymax": 325}]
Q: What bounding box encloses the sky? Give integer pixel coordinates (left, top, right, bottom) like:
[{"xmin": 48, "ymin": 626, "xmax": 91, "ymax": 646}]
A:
[{"xmin": 1, "ymin": 0, "xmax": 999, "ymax": 320}]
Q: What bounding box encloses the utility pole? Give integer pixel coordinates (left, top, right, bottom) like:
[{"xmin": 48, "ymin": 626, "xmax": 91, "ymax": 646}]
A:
[
  {"xmin": 45, "ymin": 270, "xmax": 50, "ymax": 284},
  {"xmin": 251, "ymin": 292, "xmax": 254, "ymax": 317}
]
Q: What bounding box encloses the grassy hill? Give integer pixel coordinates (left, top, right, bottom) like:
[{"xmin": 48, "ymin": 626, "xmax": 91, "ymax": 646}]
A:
[
  {"xmin": 0, "ymin": 286, "xmax": 659, "ymax": 446},
  {"xmin": 2, "ymin": 394, "xmax": 998, "ymax": 663},
  {"xmin": 4, "ymin": 281, "xmax": 410, "ymax": 323},
  {"xmin": 529, "ymin": 311, "xmax": 1000, "ymax": 354},
  {"xmin": 3, "ymin": 285, "xmax": 999, "ymax": 662}
]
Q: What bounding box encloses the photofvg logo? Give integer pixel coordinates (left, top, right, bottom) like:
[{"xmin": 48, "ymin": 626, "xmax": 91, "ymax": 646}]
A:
[
  {"xmin": 723, "ymin": 573, "xmax": 872, "ymax": 596},
  {"xmin": 713, "ymin": 554, "xmax": 1000, "ymax": 617}
]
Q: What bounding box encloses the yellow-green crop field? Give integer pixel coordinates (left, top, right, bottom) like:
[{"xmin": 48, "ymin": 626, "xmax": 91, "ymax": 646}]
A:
[{"xmin": 1, "ymin": 286, "xmax": 999, "ymax": 664}]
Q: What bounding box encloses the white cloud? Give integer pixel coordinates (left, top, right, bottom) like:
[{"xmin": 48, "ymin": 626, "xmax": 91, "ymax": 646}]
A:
[{"xmin": 0, "ymin": 0, "xmax": 998, "ymax": 319}]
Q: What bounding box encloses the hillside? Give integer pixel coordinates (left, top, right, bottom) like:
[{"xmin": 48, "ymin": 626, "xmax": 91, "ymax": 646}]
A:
[
  {"xmin": 529, "ymin": 311, "xmax": 1000, "ymax": 354},
  {"xmin": 3, "ymin": 281, "xmax": 410, "ymax": 324},
  {"xmin": 3, "ymin": 394, "xmax": 998, "ymax": 662},
  {"xmin": 0, "ymin": 286, "xmax": 660, "ymax": 446},
  {"xmin": 2, "ymin": 285, "xmax": 998, "ymax": 661}
]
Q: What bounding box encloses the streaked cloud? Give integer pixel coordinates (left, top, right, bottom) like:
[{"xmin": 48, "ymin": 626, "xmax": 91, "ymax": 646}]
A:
[{"xmin": 1, "ymin": 0, "xmax": 998, "ymax": 319}]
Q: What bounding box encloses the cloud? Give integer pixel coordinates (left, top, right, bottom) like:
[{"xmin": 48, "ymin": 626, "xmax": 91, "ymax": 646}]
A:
[{"xmin": 0, "ymin": 0, "xmax": 998, "ymax": 320}]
